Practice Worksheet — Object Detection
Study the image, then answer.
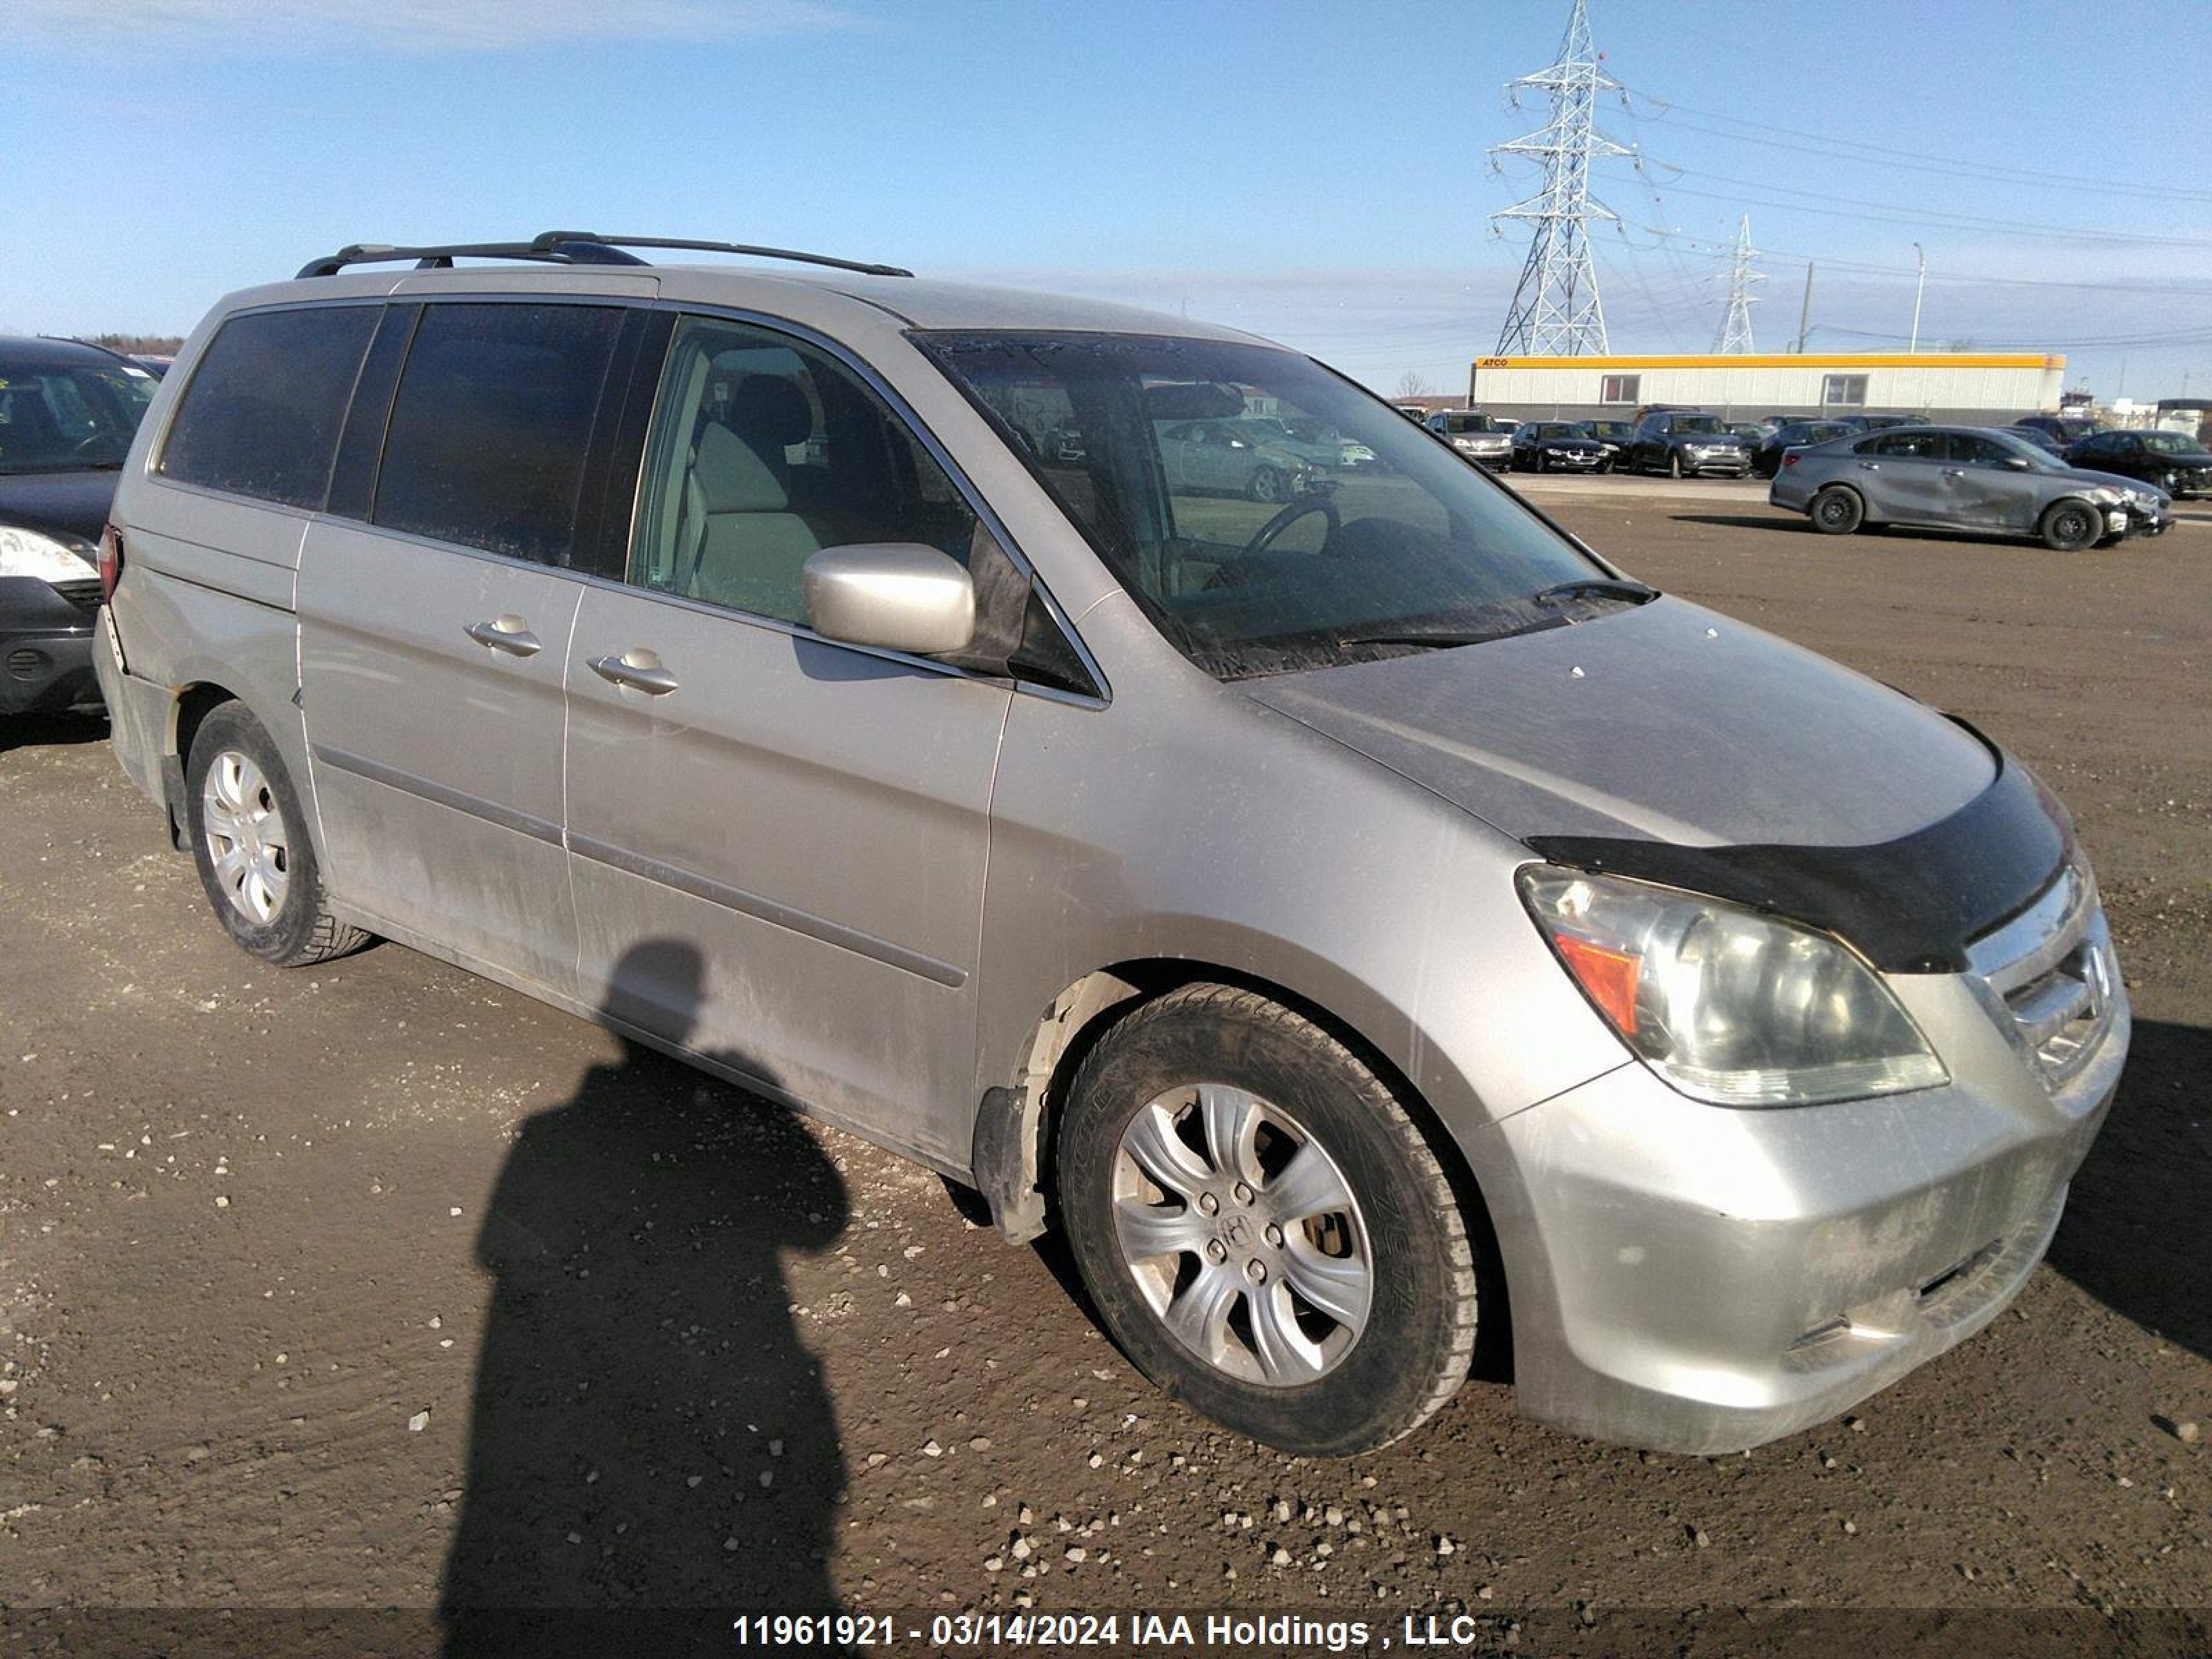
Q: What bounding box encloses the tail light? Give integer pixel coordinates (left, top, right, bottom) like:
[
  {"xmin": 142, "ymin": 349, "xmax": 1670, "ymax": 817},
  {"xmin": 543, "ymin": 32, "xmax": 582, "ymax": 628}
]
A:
[
  {"xmin": 98, "ymin": 523, "xmax": 124, "ymax": 602},
  {"xmin": 1781, "ymin": 453, "xmax": 1799, "ymax": 469}
]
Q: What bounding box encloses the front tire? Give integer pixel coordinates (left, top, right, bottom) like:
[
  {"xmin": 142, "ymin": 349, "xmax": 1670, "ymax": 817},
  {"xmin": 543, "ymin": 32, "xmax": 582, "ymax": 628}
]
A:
[
  {"xmin": 185, "ymin": 702, "xmax": 368, "ymax": 966},
  {"xmin": 1810, "ymin": 486, "xmax": 1864, "ymax": 534},
  {"xmin": 1057, "ymin": 984, "xmax": 1479, "ymax": 1456},
  {"xmin": 1247, "ymin": 467, "xmax": 1285, "ymax": 504},
  {"xmin": 2040, "ymin": 499, "xmax": 2101, "ymax": 551}
]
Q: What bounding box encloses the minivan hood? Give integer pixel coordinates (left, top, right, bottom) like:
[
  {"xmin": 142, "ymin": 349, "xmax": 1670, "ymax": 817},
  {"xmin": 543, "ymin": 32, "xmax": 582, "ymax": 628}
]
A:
[{"xmin": 1246, "ymin": 597, "xmax": 1995, "ymax": 849}]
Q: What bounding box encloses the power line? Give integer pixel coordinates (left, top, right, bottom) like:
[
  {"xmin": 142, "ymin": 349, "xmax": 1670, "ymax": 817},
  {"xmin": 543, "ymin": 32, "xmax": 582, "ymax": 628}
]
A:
[
  {"xmin": 1613, "ymin": 82, "xmax": 2212, "ymax": 205},
  {"xmin": 1626, "ymin": 167, "xmax": 2212, "ymax": 250},
  {"xmin": 1817, "ymin": 321, "xmax": 2212, "ymax": 350},
  {"xmin": 1620, "ymin": 106, "xmax": 2212, "ymax": 205},
  {"xmin": 1623, "ymin": 225, "xmax": 2212, "ymax": 299}
]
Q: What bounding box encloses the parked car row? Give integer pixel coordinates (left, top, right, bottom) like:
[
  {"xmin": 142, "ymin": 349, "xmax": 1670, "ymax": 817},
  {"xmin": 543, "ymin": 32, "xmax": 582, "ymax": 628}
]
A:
[{"xmin": 1431, "ymin": 405, "xmax": 1957, "ymax": 481}]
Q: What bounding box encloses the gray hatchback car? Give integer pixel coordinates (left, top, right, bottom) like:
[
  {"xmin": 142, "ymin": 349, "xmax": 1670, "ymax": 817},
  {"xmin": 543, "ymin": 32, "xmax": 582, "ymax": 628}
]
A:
[
  {"xmin": 1771, "ymin": 423, "xmax": 2172, "ymax": 548},
  {"xmin": 94, "ymin": 234, "xmax": 2128, "ymax": 1457}
]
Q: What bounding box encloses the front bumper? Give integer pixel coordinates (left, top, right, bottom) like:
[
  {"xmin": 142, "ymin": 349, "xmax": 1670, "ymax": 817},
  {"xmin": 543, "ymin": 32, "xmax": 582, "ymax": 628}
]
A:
[
  {"xmin": 2124, "ymin": 500, "xmax": 2174, "ymax": 537},
  {"xmin": 1487, "ymin": 923, "xmax": 2129, "ymax": 1454},
  {"xmin": 1679, "ymin": 451, "xmax": 1752, "ymax": 476},
  {"xmin": 1, "ymin": 575, "xmax": 102, "ymax": 714}
]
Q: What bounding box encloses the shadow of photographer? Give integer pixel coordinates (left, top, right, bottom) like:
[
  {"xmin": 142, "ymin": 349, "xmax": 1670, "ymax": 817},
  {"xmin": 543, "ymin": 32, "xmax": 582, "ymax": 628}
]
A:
[{"xmin": 441, "ymin": 940, "xmax": 849, "ymax": 1651}]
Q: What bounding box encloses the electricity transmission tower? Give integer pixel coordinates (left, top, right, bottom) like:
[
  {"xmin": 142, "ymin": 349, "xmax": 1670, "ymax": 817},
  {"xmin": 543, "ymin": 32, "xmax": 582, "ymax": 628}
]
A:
[
  {"xmin": 1713, "ymin": 215, "xmax": 1763, "ymax": 354},
  {"xmin": 1491, "ymin": 0, "xmax": 1630, "ymax": 357}
]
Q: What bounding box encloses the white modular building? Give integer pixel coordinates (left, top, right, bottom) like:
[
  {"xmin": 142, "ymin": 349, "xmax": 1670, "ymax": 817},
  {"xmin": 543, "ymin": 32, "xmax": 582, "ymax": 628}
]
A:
[{"xmin": 1466, "ymin": 353, "xmax": 2067, "ymax": 424}]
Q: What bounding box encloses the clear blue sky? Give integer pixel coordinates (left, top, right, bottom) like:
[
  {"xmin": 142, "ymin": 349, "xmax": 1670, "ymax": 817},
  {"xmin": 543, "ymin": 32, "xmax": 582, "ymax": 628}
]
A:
[{"xmin": 10, "ymin": 0, "xmax": 2211, "ymax": 401}]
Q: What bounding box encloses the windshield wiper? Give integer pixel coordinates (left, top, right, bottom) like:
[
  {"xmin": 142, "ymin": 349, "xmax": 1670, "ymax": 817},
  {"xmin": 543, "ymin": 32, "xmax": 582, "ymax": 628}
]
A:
[
  {"xmin": 1531, "ymin": 577, "xmax": 1658, "ymax": 608},
  {"xmin": 1334, "ymin": 618, "xmax": 1562, "ymax": 651},
  {"xmin": 1337, "ymin": 631, "xmax": 1501, "ymax": 650}
]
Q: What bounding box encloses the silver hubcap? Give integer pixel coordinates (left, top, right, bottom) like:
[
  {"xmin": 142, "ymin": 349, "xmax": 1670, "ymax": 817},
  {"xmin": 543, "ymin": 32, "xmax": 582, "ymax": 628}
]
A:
[
  {"xmin": 1112, "ymin": 1083, "xmax": 1373, "ymax": 1387},
  {"xmin": 201, "ymin": 750, "xmax": 290, "ymax": 925}
]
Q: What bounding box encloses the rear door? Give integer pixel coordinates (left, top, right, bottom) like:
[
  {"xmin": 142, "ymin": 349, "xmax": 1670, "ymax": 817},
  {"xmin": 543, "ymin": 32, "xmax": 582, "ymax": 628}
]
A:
[
  {"xmin": 298, "ymin": 298, "xmax": 648, "ymax": 995},
  {"xmin": 1859, "ymin": 429, "xmax": 1949, "ymax": 523},
  {"xmin": 562, "ymin": 312, "xmax": 1012, "ymax": 1164}
]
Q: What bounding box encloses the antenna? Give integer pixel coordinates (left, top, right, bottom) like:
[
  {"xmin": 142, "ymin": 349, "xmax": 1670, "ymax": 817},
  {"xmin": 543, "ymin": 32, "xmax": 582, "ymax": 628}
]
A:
[
  {"xmin": 1490, "ymin": 0, "xmax": 1630, "ymax": 357},
  {"xmin": 1713, "ymin": 215, "xmax": 1763, "ymax": 354}
]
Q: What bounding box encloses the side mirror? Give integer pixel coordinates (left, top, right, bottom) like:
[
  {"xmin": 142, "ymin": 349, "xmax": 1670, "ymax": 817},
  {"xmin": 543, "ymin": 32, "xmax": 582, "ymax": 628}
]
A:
[
  {"xmin": 2000, "ymin": 456, "xmax": 2032, "ymax": 471},
  {"xmin": 802, "ymin": 543, "xmax": 977, "ymax": 657}
]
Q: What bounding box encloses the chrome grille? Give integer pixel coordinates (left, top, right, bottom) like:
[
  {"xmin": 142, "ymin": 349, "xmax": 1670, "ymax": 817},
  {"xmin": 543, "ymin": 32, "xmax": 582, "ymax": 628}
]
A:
[{"xmin": 1965, "ymin": 863, "xmax": 2117, "ymax": 1090}]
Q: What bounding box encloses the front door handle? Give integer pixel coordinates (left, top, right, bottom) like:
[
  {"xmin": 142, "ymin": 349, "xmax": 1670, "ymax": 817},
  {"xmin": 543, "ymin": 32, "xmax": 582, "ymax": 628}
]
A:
[
  {"xmin": 1942, "ymin": 467, "xmax": 1967, "ymax": 478},
  {"xmin": 1857, "ymin": 461, "xmax": 1880, "ymax": 471},
  {"xmin": 589, "ymin": 650, "xmax": 679, "ymax": 695},
  {"xmin": 465, "ymin": 615, "xmax": 542, "ymax": 657}
]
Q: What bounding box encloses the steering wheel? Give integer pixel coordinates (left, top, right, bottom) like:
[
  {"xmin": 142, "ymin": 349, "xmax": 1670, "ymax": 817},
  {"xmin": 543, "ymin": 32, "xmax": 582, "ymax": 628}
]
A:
[{"xmin": 1243, "ymin": 492, "xmax": 1340, "ymax": 556}]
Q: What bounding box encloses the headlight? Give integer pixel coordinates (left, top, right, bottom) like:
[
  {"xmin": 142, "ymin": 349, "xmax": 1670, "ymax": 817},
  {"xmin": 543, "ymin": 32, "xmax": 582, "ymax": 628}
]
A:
[
  {"xmin": 0, "ymin": 525, "xmax": 100, "ymax": 584},
  {"xmin": 1519, "ymin": 867, "xmax": 1948, "ymax": 1107}
]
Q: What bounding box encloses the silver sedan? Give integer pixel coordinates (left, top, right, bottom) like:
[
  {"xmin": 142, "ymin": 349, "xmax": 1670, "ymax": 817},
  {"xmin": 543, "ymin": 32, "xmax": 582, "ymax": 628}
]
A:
[{"xmin": 1770, "ymin": 424, "xmax": 2171, "ymax": 550}]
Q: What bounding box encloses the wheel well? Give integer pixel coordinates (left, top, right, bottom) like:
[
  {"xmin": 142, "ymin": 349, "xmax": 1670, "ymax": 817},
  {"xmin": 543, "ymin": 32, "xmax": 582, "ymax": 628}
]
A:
[
  {"xmin": 993, "ymin": 957, "xmax": 1512, "ymax": 1382},
  {"xmin": 162, "ymin": 682, "xmax": 240, "ymax": 847},
  {"xmin": 171, "ymin": 682, "xmax": 236, "ymax": 767}
]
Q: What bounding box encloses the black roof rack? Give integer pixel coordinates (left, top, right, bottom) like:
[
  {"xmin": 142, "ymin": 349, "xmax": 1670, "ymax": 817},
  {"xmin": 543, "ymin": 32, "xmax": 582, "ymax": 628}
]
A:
[
  {"xmin": 296, "ymin": 231, "xmax": 912, "ymax": 281},
  {"xmin": 296, "ymin": 238, "xmax": 650, "ymax": 279},
  {"xmin": 532, "ymin": 232, "xmax": 912, "ymax": 279}
]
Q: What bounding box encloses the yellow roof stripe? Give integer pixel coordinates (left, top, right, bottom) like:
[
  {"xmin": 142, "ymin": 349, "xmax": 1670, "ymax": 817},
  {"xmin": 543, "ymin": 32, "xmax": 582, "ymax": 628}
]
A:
[{"xmin": 1474, "ymin": 353, "xmax": 2064, "ymax": 371}]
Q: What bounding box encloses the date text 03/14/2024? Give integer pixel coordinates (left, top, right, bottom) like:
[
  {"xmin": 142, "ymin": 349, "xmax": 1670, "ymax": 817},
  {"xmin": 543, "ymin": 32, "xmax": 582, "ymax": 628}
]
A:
[{"xmin": 731, "ymin": 1611, "xmax": 1520, "ymax": 1651}]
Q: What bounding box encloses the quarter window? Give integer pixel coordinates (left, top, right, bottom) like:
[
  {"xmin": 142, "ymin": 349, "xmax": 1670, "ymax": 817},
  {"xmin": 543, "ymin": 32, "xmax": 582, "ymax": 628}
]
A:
[
  {"xmin": 159, "ymin": 306, "xmax": 379, "ymax": 508},
  {"xmin": 1821, "ymin": 374, "xmax": 1869, "ymax": 407},
  {"xmin": 629, "ymin": 315, "xmax": 979, "ymax": 626},
  {"xmin": 373, "ymin": 303, "xmax": 626, "ymax": 566},
  {"xmin": 1599, "ymin": 374, "xmax": 1640, "ymax": 404}
]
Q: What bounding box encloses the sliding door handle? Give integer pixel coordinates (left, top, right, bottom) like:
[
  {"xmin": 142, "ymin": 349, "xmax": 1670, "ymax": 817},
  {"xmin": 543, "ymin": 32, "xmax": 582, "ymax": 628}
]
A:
[
  {"xmin": 589, "ymin": 650, "xmax": 679, "ymax": 695},
  {"xmin": 465, "ymin": 616, "xmax": 543, "ymax": 657}
]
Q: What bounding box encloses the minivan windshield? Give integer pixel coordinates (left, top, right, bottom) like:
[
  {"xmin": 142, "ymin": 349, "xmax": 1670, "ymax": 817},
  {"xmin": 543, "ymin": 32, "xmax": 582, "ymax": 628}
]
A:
[
  {"xmin": 917, "ymin": 332, "xmax": 1615, "ymax": 679},
  {"xmin": 0, "ymin": 358, "xmax": 157, "ymax": 475}
]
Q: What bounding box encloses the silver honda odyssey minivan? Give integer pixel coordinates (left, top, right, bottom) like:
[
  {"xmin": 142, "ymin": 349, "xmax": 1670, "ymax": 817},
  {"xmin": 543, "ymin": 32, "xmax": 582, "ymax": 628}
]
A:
[{"xmin": 93, "ymin": 233, "xmax": 2127, "ymax": 1457}]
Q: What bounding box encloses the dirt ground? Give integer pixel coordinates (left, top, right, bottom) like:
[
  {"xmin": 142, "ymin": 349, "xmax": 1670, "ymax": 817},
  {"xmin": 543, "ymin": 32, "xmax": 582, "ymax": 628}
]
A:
[{"xmin": 3, "ymin": 480, "xmax": 2207, "ymax": 1656}]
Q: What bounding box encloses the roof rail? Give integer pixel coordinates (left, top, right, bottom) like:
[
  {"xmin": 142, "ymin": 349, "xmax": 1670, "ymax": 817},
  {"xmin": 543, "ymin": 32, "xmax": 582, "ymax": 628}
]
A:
[
  {"xmin": 294, "ymin": 238, "xmax": 652, "ymax": 279},
  {"xmin": 529, "ymin": 231, "xmax": 913, "ymax": 279},
  {"xmin": 297, "ymin": 232, "xmax": 913, "ymax": 282}
]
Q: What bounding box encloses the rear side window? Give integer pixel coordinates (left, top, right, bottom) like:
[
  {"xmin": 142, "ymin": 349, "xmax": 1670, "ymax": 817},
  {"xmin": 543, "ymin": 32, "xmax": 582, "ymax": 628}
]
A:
[
  {"xmin": 1869, "ymin": 431, "xmax": 1944, "ymax": 458},
  {"xmin": 374, "ymin": 303, "xmax": 626, "ymax": 566},
  {"xmin": 160, "ymin": 306, "xmax": 379, "ymax": 508}
]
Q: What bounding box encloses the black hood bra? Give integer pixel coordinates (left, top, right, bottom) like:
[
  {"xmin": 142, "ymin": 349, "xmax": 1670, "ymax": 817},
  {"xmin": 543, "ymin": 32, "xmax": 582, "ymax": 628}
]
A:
[{"xmin": 1526, "ymin": 722, "xmax": 2071, "ymax": 975}]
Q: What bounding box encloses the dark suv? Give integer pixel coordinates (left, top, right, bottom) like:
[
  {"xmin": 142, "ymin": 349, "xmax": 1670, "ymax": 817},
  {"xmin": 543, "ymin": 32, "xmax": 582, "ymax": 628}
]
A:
[
  {"xmin": 2016, "ymin": 413, "xmax": 2106, "ymax": 449},
  {"xmin": 1751, "ymin": 419, "xmax": 1854, "ymax": 479},
  {"xmin": 1, "ymin": 336, "xmax": 158, "ymax": 715},
  {"xmin": 1620, "ymin": 410, "xmax": 1752, "ymax": 478}
]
